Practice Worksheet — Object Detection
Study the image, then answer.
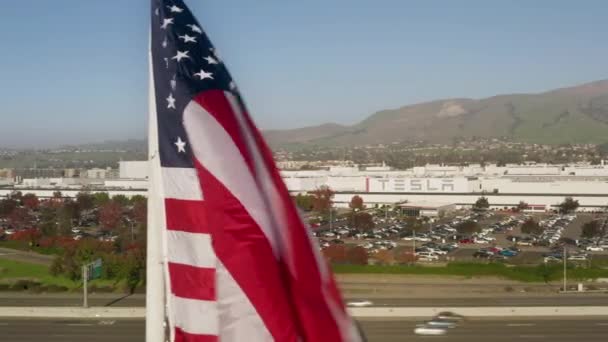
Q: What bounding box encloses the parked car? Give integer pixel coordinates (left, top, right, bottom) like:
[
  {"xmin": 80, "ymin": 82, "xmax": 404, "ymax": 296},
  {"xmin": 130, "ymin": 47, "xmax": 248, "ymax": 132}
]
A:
[{"xmin": 586, "ymin": 246, "xmax": 604, "ymax": 252}]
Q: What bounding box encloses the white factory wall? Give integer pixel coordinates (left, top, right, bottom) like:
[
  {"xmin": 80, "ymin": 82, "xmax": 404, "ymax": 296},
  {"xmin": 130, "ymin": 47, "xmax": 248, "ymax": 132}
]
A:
[
  {"xmin": 367, "ymin": 177, "xmax": 469, "ymax": 193},
  {"xmin": 331, "ymin": 193, "xmax": 607, "ymax": 210},
  {"xmin": 104, "ymin": 179, "xmax": 148, "ymax": 189},
  {"xmin": 480, "ymin": 178, "xmax": 608, "ymax": 194},
  {"xmin": 119, "ymin": 161, "xmax": 148, "ymax": 179},
  {"xmin": 326, "ymin": 177, "xmax": 366, "ymax": 192}
]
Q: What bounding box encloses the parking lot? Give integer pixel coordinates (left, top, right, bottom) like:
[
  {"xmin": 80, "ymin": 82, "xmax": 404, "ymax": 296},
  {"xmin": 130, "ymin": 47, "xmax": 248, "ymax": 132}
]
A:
[{"xmin": 315, "ymin": 209, "xmax": 608, "ymax": 265}]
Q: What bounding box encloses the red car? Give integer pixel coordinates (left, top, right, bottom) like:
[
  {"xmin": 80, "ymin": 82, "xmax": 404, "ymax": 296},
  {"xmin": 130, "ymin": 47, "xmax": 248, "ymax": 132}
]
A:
[{"xmin": 459, "ymin": 238, "xmax": 474, "ymax": 244}]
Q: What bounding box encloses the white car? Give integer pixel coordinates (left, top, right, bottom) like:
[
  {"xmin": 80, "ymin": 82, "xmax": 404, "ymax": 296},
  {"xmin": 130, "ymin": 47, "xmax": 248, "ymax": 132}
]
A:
[
  {"xmin": 586, "ymin": 246, "xmax": 604, "ymax": 252},
  {"xmin": 414, "ymin": 325, "xmax": 447, "ymax": 336},
  {"xmin": 347, "ymin": 300, "xmax": 373, "ymax": 307},
  {"xmin": 417, "ymin": 252, "xmax": 439, "ymax": 260},
  {"xmin": 568, "ymin": 255, "xmax": 587, "ymax": 261}
]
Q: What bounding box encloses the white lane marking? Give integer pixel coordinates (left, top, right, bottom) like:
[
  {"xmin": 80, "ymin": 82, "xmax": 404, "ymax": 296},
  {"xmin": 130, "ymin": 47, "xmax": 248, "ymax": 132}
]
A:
[
  {"xmin": 518, "ymin": 335, "xmax": 545, "ymax": 339},
  {"xmin": 66, "ymin": 323, "xmax": 94, "ymax": 326},
  {"xmin": 0, "ymin": 323, "xmax": 9, "ymax": 326},
  {"xmin": 595, "ymin": 323, "xmax": 608, "ymax": 326},
  {"xmin": 507, "ymin": 323, "xmax": 536, "ymax": 327},
  {"xmin": 99, "ymin": 320, "xmax": 116, "ymax": 325}
]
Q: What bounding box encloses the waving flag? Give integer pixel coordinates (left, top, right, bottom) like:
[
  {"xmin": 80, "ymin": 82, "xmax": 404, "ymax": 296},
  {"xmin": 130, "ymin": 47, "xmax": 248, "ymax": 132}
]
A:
[{"xmin": 148, "ymin": 1, "xmax": 362, "ymax": 341}]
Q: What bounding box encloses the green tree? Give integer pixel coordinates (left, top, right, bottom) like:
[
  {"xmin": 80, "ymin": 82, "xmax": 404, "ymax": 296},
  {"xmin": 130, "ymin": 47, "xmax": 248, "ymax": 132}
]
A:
[
  {"xmin": 111, "ymin": 194, "xmax": 130, "ymax": 207},
  {"xmin": 516, "ymin": 201, "xmax": 528, "ymax": 212},
  {"xmin": 582, "ymin": 220, "xmax": 603, "ymax": 238},
  {"xmin": 521, "ymin": 218, "xmax": 543, "ymax": 235},
  {"xmin": 474, "ymin": 196, "xmax": 490, "ymax": 210},
  {"xmin": 559, "ymin": 197, "xmax": 579, "ymax": 214},
  {"xmin": 456, "ymin": 220, "xmax": 481, "ymax": 235},
  {"xmin": 75, "ymin": 192, "xmax": 95, "ymax": 211},
  {"xmin": 93, "ymin": 192, "xmax": 111, "ymax": 207},
  {"xmin": 293, "ymin": 194, "xmax": 314, "ymax": 212}
]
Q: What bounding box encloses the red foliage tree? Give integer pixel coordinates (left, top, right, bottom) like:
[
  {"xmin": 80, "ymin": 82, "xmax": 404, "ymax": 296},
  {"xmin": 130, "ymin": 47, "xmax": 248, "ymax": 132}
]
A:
[
  {"xmin": 8, "ymin": 207, "xmax": 30, "ymax": 229},
  {"xmin": 352, "ymin": 212, "xmax": 375, "ymax": 232},
  {"xmin": 322, "ymin": 244, "xmax": 347, "ymax": 264},
  {"xmin": 310, "ymin": 186, "xmax": 334, "ymax": 214},
  {"xmin": 22, "ymin": 193, "xmax": 39, "ymax": 210},
  {"xmin": 349, "ymin": 195, "xmax": 364, "ymax": 211},
  {"xmin": 99, "ymin": 201, "xmax": 123, "ymax": 231},
  {"xmin": 345, "ymin": 246, "xmax": 369, "ymax": 265},
  {"xmin": 133, "ymin": 200, "xmax": 147, "ymax": 225}
]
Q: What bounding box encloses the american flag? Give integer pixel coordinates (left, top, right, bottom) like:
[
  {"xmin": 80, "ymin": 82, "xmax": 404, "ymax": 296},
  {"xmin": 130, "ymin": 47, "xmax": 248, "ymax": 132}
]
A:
[{"xmin": 149, "ymin": 1, "xmax": 361, "ymax": 341}]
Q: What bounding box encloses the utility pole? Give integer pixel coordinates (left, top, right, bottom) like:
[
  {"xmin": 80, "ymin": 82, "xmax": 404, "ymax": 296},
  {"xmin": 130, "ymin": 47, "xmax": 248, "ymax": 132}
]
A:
[
  {"xmin": 82, "ymin": 265, "xmax": 88, "ymax": 308},
  {"xmin": 329, "ymin": 208, "xmax": 333, "ymax": 230},
  {"xmin": 413, "ymin": 229, "xmax": 416, "ymax": 257},
  {"xmin": 563, "ymin": 246, "xmax": 567, "ymax": 292}
]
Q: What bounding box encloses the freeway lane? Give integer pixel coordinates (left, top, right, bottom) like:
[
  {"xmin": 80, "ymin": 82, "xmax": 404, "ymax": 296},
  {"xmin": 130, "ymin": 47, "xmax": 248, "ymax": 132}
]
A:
[
  {"xmin": 346, "ymin": 294, "xmax": 608, "ymax": 307},
  {"xmin": 2, "ymin": 293, "xmax": 608, "ymax": 307},
  {"xmin": 1, "ymin": 318, "xmax": 608, "ymax": 341}
]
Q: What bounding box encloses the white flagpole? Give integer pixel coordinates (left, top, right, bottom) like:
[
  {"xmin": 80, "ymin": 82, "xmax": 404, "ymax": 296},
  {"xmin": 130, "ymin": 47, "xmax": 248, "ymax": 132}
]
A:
[{"xmin": 146, "ymin": 34, "xmax": 166, "ymax": 342}]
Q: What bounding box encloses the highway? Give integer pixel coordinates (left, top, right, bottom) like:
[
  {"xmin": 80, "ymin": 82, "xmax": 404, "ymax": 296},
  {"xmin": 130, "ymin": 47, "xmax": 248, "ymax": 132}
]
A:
[
  {"xmin": 1, "ymin": 318, "xmax": 608, "ymax": 341},
  {"xmin": 2, "ymin": 292, "xmax": 608, "ymax": 307}
]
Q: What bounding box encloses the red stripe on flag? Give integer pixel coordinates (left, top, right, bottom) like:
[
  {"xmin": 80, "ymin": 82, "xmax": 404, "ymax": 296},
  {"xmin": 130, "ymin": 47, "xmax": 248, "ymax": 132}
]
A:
[
  {"xmin": 165, "ymin": 198, "xmax": 209, "ymax": 233},
  {"xmin": 174, "ymin": 327, "xmax": 218, "ymax": 342},
  {"xmin": 168, "ymin": 262, "xmax": 215, "ymax": 301},
  {"xmin": 193, "ymin": 160, "xmax": 299, "ymax": 341},
  {"xmin": 237, "ymin": 100, "xmax": 352, "ymax": 339}
]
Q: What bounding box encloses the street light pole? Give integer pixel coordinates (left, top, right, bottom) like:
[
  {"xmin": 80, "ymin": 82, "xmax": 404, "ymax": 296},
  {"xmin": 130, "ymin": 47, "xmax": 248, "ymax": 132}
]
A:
[{"xmin": 563, "ymin": 246, "xmax": 567, "ymax": 292}]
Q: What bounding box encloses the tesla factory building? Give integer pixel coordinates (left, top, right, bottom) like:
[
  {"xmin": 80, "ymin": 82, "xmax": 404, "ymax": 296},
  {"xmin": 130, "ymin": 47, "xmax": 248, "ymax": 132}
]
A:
[{"xmin": 281, "ymin": 163, "xmax": 608, "ymax": 211}]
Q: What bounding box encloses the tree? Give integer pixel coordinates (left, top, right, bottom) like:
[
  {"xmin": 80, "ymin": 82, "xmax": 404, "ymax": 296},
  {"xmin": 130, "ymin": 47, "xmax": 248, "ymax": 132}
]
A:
[
  {"xmin": 474, "ymin": 197, "xmax": 490, "ymax": 210},
  {"xmin": 39, "ymin": 203, "xmax": 58, "ymax": 237},
  {"xmin": 99, "ymin": 201, "xmax": 123, "ymax": 231},
  {"xmin": 516, "ymin": 201, "xmax": 528, "ymax": 212},
  {"xmin": 0, "ymin": 198, "xmax": 18, "ymax": 218},
  {"xmin": 456, "ymin": 220, "xmax": 481, "ymax": 235},
  {"xmin": 582, "ymin": 220, "xmax": 603, "ymax": 238},
  {"xmin": 352, "ymin": 212, "xmax": 375, "ymax": 232},
  {"xmin": 559, "ymin": 197, "xmax": 579, "ymax": 214},
  {"xmin": 394, "ymin": 249, "xmax": 417, "ymax": 264},
  {"xmin": 57, "ymin": 200, "xmax": 79, "ymax": 235},
  {"xmin": 75, "ymin": 192, "xmax": 95, "ymax": 211},
  {"xmin": 112, "ymin": 194, "xmax": 130, "ymax": 207},
  {"xmin": 521, "ymin": 218, "xmax": 543, "ymax": 235},
  {"xmin": 93, "ymin": 192, "xmax": 111, "ymax": 207},
  {"xmin": 373, "ymin": 250, "xmax": 395, "ymax": 265},
  {"xmin": 349, "ymin": 195, "xmax": 364, "ymax": 211},
  {"xmin": 322, "ymin": 244, "xmax": 347, "ymax": 264},
  {"xmin": 21, "ymin": 193, "xmax": 39, "ymax": 210},
  {"xmin": 345, "ymin": 246, "xmax": 368, "ymax": 265},
  {"xmin": 130, "ymin": 194, "xmax": 147, "ymax": 206},
  {"xmin": 293, "ymin": 194, "xmax": 314, "ymax": 212},
  {"xmin": 8, "ymin": 207, "xmax": 30, "ymax": 229},
  {"xmin": 310, "ymin": 186, "xmax": 334, "ymax": 215}
]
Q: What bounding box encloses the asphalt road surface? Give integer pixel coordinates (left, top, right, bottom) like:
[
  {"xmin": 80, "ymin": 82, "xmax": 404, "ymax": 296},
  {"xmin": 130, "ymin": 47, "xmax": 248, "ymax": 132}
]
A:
[
  {"xmin": 0, "ymin": 247, "xmax": 54, "ymax": 265},
  {"xmin": 3, "ymin": 293, "xmax": 608, "ymax": 307},
  {"xmin": 1, "ymin": 318, "xmax": 608, "ymax": 341},
  {"xmin": 346, "ymin": 295, "xmax": 608, "ymax": 307}
]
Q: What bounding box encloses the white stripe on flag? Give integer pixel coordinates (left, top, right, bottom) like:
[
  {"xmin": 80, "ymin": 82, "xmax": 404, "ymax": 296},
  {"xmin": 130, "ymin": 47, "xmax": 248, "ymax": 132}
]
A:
[
  {"xmin": 171, "ymin": 295, "xmax": 219, "ymax": 336},
  {"xmin": 161, "ymin": 167, "xmax": 204, "ymax": 200},
  {"xmin": 216, "ymin": 261, "xmax": 272, "ymax": 341},
  {"xmin": 183, "ymin": 100, "xmax": 279, "ymax": 254},
  {"xmin": 167, "ymin": 230, "xmax": 215, "ymax": 268}
]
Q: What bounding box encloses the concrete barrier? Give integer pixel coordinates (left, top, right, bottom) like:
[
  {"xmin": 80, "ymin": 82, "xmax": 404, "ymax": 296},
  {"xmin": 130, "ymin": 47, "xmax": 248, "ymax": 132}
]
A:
[
  {"xmin": 0, "ymin": 307, "xmax": 145, "ymax": 318},
  {"xmin": 0, "ymin": 306, "xmax": 607, "ymax": 319}
]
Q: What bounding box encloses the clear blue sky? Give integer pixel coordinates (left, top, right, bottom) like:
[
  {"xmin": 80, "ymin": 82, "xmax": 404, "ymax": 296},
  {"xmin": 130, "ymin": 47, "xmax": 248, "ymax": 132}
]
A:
[{"xmin": 1, "ymin": 0, "xmax": 607, "ymax": 148}]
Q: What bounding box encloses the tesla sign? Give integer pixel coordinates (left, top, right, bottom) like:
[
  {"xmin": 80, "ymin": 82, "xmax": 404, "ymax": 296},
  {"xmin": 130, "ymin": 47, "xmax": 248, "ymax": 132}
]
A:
[{"xmin": 368, "ymin": 178, "xmax": 467, "ymax": 193}]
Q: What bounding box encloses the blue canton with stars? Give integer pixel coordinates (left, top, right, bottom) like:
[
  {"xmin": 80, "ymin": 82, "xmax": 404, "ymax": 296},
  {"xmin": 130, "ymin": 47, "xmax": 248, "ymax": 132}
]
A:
[{"xmin": 151, "ymin": 0, "xmax": 240, "ymax": 168}]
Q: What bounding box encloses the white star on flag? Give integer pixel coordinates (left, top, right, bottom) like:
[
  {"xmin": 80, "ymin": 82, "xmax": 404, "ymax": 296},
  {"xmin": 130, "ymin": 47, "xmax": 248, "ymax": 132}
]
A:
[
  {"xmin": 204, "ymin": 56, "xmax": 218, "ymax": 65},
  {"xmin": 166, "ymin": 93, "xmax": 176, "ymax": 109},
  {"xmin": 186, "ymin": 24, "xmax": 202, "ymax": 34},
  {"xmin": 167, "ymin": 5, "xmax": 183, "ymax": 13},
  {"xmin": 161, "ymin": 18, "xmax": 174, "ymax": 29},
  {"xmin": 172, "ymin": 50, "xmax": 190, "ymax": 62},
  {"xmin": 194, "ymin": 69, "xmax": 213, "ymax": 80},
  {"xmin": 174, "ymin": 137, "xmax": 187, "ymax": 153},
  {"xmin": 178, "ymin": 34, "xmax": 197, "ymax": 43}
]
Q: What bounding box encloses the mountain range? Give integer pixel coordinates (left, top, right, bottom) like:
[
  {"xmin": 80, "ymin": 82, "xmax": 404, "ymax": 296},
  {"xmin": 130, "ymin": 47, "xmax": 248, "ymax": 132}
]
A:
[{"xmin": 264, "ymin": 80, "xmax": 608, "ymax": 147}]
